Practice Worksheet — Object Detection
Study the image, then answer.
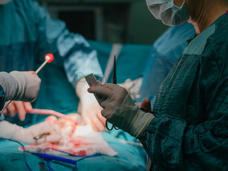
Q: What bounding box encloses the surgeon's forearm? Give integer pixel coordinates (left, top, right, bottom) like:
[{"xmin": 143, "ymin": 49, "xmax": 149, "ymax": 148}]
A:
[
  {"xmin": 76, "ymin": 78, "xmax": 89, "ymax": 98},
  {"xmin": 75, "ymin": 78, "xmax": 97, "ymax": 108}
]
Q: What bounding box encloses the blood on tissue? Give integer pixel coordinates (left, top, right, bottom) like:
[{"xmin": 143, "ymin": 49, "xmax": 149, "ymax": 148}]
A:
[
  {"xmin": 69, "ymin": 137, "xmax": 89, "ymax": 147},
  {"xmin": 46, "ymin": 116, "xmax": 77, "ymax": 134},
  {"xmin": 77, "ymin": 150, "xmax": 87, "ymax": 156},
  {"xmin": 22, "ymin": 114, "xmax": 118, "ymax": 157},
  {"xmin": 69, "ymin": 139, "xmax": 81, "ymax": 147},
  {"xmin": 46, "ymin": 116, "xmax": 58, "ymax": 124}
]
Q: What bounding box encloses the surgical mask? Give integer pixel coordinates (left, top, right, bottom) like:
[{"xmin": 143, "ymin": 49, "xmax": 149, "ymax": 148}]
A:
[
  {"xmin": 0, "ymin": 0, "xmax": 10, "ymax": 5},
  {"xmin": 146, "ymin": 0, "xmax": 189, "ymax": 26}
]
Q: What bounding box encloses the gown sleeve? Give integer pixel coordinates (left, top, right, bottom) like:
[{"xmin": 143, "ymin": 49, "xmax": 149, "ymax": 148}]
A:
[
  {"xmin": 30, "ymin": 0, "xmax": 103, "ymax": 87},
  {"xmin": 139, "ymin": 41, "xmax": 228, "ymax": 170}
]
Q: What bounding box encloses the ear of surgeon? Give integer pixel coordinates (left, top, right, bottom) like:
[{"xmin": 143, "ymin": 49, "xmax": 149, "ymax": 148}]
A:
[{"xmin": 146, "ymin": 0, "xmax": 189, "ymax": 26}]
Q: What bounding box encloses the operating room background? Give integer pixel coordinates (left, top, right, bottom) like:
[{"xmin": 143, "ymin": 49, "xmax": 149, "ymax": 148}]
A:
[{"xmin": 37, "ymin": 0, "xmax": 168, "ymax": 44}]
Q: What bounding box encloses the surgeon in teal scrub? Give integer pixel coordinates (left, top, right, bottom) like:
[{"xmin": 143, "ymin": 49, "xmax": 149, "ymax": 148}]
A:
[
  {"xmin": 88, "ymin": 0, "xmax": 228, "ymax": 170},
  {"xmin": 0, "ymin": 0, "xmax": 105, "ymax": 130}
]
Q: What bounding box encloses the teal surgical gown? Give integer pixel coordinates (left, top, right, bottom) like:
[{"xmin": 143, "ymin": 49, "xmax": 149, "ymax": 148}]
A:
[
  {"xmin": 139, "ymin": 23, "xmax": 195, "ymax": 103},
  {"xmin": 140, "ymin": 14, "xmax": 228, "ymax": 170},
  {"xmin": 0, "ymin": 0, "xmax": 102, "ymax": 86}
]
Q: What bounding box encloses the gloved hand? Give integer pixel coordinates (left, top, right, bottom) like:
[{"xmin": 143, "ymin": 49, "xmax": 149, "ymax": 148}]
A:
[
  {"xmin": 88, "ymin": 84, "xmax": 154, "ymax": 137},
  {"xmin": 0, "ymin": 121, "xmax": 61, "ymax": 144},
  {"xmin": 0, "ymin": 71, "xmax": 41, "ymax": 102},
  {"xmin": 9, "ymin": 71, "xmax": 41, "ymax": 102},
  {"xmin": 3, "ymin": 101, "xmax": 32, "ymax": 121}
]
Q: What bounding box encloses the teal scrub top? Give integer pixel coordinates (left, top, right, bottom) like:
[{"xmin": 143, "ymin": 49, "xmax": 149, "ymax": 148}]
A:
[
  {"xmin": 140, "ymin": 14, "xmax": 228, "ymax": 170},
  {"xmin": 139, "ymin": 23, "xmax": 195, "ymax": 103}
]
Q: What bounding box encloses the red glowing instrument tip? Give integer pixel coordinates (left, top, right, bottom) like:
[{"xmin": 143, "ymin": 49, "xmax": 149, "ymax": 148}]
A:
[{"xmin": 45, "ymin": 53, "xmax": 54, "ymax": 63}]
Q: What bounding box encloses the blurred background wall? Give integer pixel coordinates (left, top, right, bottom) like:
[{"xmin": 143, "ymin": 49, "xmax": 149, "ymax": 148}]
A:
[{"xmin": 37, "ymin": 0, "xmax": 168, "ymax": 44}]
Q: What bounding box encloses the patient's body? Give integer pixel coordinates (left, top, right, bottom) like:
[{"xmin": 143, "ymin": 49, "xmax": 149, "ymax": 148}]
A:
[
  {"xmin": 0, "ymin": 119, "xmax": 61, "ymax": 144},
  {"xmin": 24, "ymin": 114, "xmax": 117, "ymax": 156},
  {"xmin": 0, "ymin": 112, "xmax": 117, "ymax": 157}
]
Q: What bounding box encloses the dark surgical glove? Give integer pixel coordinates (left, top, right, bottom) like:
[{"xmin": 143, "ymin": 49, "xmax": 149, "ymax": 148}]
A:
[{"xmin": 88, "ymin": 84, "xmax": 154, "ymax": 137}]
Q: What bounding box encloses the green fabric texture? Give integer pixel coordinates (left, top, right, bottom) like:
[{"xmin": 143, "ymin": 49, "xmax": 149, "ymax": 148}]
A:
[
  {"xmin": 110, "ymin": 94, "xmax": 154, "ymax": 138},
  {"xmin": 139, "ymin": 14, "xmax": 228, "ymax": 170}
]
